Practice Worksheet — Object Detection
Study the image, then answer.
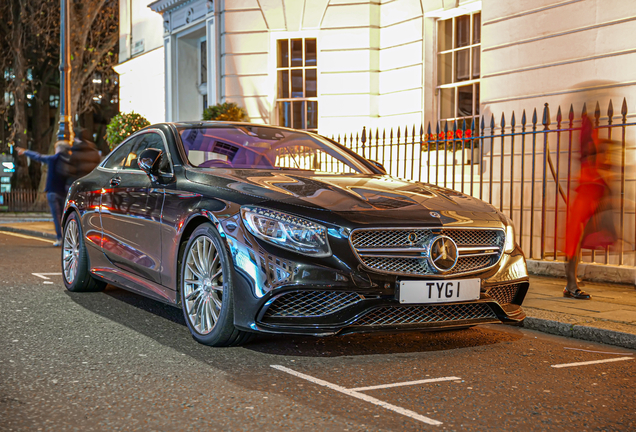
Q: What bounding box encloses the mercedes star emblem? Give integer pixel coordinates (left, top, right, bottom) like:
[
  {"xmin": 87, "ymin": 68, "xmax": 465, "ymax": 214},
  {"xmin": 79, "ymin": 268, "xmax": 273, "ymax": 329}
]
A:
[{"xmin": 427, "ymin": 235, "xmax": 458, "ymax": 272}]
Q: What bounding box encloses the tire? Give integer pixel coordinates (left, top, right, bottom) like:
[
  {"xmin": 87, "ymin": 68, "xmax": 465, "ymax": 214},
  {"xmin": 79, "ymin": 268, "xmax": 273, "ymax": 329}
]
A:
[
  {"xmin": 62, "ymin": 211, "xmax": 106, "ymax": 292},
  {"xmin": 179, "ymin": 223, "xmax": 251, "ymax": 347}
]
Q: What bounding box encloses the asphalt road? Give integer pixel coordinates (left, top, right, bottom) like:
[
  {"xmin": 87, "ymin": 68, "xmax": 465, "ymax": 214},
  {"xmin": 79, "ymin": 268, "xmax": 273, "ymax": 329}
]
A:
[{"xmin": 1, "ymin": 231, "xmax": 635, "ymax": 432}]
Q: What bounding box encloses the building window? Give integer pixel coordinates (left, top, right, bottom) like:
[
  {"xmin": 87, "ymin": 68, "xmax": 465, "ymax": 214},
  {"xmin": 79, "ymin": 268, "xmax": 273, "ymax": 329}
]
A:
[
  {"xmin": 437, "ymin": 12, "xmax": 480, "ymax": 123},
  {"xmin": 276, "ymin": 38, "xmax": 317, "ymax": 131}
]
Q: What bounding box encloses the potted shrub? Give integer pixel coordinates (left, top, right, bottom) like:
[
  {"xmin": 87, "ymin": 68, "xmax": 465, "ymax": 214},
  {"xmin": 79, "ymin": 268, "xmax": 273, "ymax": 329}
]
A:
[
  {"xmin": 105, "ymin": 112, "xmax": 150, "ymax": 150},
  {"xmin": 202, "ymin": 102, "xmax": 249, "ymax": 122}
]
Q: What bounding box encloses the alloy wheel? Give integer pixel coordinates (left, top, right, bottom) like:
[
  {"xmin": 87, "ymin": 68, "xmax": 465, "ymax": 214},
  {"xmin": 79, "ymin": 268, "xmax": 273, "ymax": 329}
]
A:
[
  {"xmin": 183, "ymin": 235, "xmax": 224, "ymax": 335},
  {"xmin": 63, "ymin": 219, "xmax": 80, "ymax": 284}
]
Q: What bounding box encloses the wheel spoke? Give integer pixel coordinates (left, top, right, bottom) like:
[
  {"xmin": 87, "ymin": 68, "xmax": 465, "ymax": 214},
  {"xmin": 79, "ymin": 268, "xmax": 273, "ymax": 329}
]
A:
[
  {"xmin": 186, "ymin": 262, "xmax": 204, "ymax": 281},
  {"xmin": 185, "ymin": 287, "xmax": 202, "ymax": 301},
  {"xmin": 208, "ymin": 297, "xmax": 219, "ymax": 324},
  {"xmin": 211, "ymin": 294, "xmax": 222, "ymax": 311},
  {"xmin": 209, "ymin": 268, "xmax": 222, "ymax": 283}
]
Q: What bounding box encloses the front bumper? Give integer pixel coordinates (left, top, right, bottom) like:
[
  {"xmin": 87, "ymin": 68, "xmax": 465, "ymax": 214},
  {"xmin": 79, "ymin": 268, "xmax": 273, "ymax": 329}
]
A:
[{"xmin": 224, "ymin": 217, "xmax": 529, "ymax": 336}]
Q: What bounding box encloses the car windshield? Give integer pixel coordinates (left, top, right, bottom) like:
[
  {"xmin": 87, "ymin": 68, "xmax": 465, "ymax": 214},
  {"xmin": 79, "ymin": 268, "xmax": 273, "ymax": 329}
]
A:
[{"xmin": 178, "ymin": 125, "xmax": 372, "ymax": 174}]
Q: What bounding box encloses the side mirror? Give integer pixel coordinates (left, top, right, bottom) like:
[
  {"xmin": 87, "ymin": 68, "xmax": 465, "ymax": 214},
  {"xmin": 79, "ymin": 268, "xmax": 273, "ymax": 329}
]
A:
[
  {"xmin": 138, "ymin": 148, "xmax": 163, "ymax": 176},
  {"xmin": 368, "ymin": 160, "xmax": 387, "ymax": 174}
]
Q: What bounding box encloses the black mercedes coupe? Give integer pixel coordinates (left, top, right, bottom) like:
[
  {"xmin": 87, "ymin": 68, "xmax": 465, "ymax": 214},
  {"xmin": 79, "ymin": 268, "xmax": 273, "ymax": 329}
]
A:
[{"xmin": 62, "ymin": 122, "xmax": 529, "ymax": 346}]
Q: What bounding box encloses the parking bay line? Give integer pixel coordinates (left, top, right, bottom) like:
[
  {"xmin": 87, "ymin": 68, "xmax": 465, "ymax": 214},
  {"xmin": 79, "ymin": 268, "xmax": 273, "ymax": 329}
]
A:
[
  {"xmin": 551, "ymin": 357, "xmax": 633, "ymax": 368},
  {"xmin": 0, "ymin": 231, "xmax": 55, "ymax": 244},
  {"xmin": 350, "ymin": 376, "xmax": 461, "ymax": 392},
  {"xmin": 32, "ymin": 273, "xmax": 62, "ymax": 280},
  {"xmin": 271, "ymin": 365, "xmax": 454, "ymax": 426}
]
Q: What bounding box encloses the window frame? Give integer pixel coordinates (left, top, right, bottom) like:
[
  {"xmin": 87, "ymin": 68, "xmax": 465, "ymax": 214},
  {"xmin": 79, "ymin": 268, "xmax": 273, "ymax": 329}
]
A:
[
  {"xmin": 435, "ymin": 10, "xmax": 481, "ymax": 124},
  {"xmin": 272, "ymin": 34, "xmax": 319, "ymax": 132}
]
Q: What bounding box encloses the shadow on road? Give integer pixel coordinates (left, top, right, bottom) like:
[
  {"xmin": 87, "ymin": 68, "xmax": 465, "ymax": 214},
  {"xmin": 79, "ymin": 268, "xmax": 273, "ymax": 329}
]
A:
[{"xmin": 66, "ymin": 284, "xmax": 524, "ymax": 361}]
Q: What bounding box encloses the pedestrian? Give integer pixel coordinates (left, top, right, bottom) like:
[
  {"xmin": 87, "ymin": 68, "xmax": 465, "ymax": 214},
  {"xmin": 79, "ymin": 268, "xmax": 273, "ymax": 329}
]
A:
[
  {"xmin": 564, "ymin": 115, "xmax": 618, "ymax": 299},
  {"xmin": 15, "ymin": 142, "xmax": 71, "ymax": 247}
]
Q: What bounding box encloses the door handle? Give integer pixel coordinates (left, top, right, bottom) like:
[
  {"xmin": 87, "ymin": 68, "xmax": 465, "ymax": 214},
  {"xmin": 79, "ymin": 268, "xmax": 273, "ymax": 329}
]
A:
[{"xmin": 109, "ymin": 177, "xmax": 121, "ymax": 187}]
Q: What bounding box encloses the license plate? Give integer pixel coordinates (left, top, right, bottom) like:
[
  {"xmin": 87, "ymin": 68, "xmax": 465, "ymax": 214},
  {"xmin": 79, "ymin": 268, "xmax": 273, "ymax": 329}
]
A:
[{"xmin": 398, "ymin": 279, "xmax": 481, "ymax": 304}]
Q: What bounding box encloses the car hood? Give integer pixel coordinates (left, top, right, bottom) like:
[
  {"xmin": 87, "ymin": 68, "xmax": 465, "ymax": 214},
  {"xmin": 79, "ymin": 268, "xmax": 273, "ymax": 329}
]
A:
[{"xmin": 186, "ymin": 169, "xmax": 503, "ymax": 227}]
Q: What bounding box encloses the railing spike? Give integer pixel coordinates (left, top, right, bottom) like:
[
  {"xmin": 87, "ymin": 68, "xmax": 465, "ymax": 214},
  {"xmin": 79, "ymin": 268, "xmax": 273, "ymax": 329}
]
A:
[
  {"xmin": 390, "ymin": 128, "xmax": 393, "ymax": 144},
  {"xmin": 622, "ymin": 97, "xmax": 628, "ymax": 117},
  {"xmin": 542, "ymin": 103, "xmax": 550, "ymax": 127},
  {"xmin": 376, "ymin": 127, "xmax": 379, "ymax": 145},
  {"xmin": 556, "ymin": 106, "xmax": 562, "ymax": 124},
  {"xmin": 511, "ymin": 111, "xmax": 516, "ymax": 128},
  {"xmin": 490, "ymin": 114, "xmax": 495, "ymax": 130},
  {"xmin": 581, "ymin": 102, "xmax": 587, "ymax": 117},
  {"xmin": 412, "ymin": 124, "xmax": 416, "ymax": 140},
  {"xmin": 471, "ymin": 117, "xmax": 476, "ymax": 131},
  {"xmin": 427, "ymin": 122, "xmax": 432, "ymax": 135},
  {"xmin": 500, "ymin": 112, "xmax": 506, "ymax": 128},
  {"xmin": 337, "ymin": 134, "xmax": 341, "ymax": 143},
  {"xmin": 480, "ymin": 116, "xmax": 485, "ymax": 130},
  {"xmin": 594, "ymin": 101, "xmax": 601, "ymax": 121},
  {"xmin": 568, "ymin": 104, "xmax": 574, "ymax": 122},
  {"xmin": 444, "ymin": 121, "xmax": 449, "ymax": 134},
  {"xmin": 361, "ymin": 126, "xmax": 367, "ymax": 144},
  {"xmin": 532, "ymin": 108, "xmax": 537, "ymax": 125},
  {"xmin": 607, "ymin": 99, "xmax": 614, "ymax": 119},
  {"xmin": 521, "ymin": 109, "xmax": 527, "ymax": 126},
  {"xmin": 396, "ymin": 126, "xmax": 401, "ymax": 143},
  {"xmin": 368, "ymin": 128, "xmax": 373, "ymax": 142}
]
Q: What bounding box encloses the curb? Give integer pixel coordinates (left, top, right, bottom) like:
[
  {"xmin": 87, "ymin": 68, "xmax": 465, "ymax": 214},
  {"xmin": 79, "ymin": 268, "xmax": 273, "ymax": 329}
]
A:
[
  {"xmin": 0, "ymin": 226, "xmax": 57, "ymax": 240},
  {"xmin": 522, "ymin": 317, "xmax": 636, "ymax": 350}
]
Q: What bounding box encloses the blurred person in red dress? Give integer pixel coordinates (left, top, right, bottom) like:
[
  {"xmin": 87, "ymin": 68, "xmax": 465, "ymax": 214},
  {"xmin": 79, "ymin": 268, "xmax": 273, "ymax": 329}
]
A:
[{"xmin": 564, "ymin": 114, "xmax": 618, "ymax": 299}]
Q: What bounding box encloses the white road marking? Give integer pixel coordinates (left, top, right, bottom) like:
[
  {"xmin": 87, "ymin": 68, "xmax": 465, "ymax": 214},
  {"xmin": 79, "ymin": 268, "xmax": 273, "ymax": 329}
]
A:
[
  {"xmin": 271, "ymin": 365, "xmax": 445, "ymax": 426},
  {"xmin": 551, "ymin": 357, "xmax": 634, "ymax": 368},
  {"xmin": 564, "ymin": 347, "xmax": 633, "ymax": 356},
  {"xmin": 0, "ymin": 231, "xmax": 55, "ymax": 244},
  {"xmin": 350, "ymin": 376, "xmax": 461, "ymax": 392},
  {"xmin": 43, "ymin": 281, "xmax": 54, "ymax": 284},
  {"xmin": 32, "ymin": 273, "xmax": 62, "ymax": 280}
]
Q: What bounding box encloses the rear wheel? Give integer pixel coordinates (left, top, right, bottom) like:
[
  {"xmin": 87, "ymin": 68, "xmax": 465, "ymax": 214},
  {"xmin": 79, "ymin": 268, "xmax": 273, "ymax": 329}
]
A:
[
  {"xmin": 62, "ymin": 212, "xmax": 106, "ymax": 292},
  {"xmin": 180, "ymin": 223, "xmax": 252, "ymax": 347}
]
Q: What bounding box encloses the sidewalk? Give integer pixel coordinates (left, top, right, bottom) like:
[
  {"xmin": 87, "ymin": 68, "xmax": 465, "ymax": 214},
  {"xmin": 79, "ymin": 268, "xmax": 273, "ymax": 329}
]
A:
[{"xmin": 1, "ymin": 214, "xmax": 635, "ymax": 350}]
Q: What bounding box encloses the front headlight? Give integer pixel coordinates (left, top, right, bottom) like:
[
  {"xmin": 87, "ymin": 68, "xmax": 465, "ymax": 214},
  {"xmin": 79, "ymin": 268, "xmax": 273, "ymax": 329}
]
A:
[
  {"xmin": 241, "ymin": 207, "xmax": 331, "ymax": 257},
  {"xmin": 504, "ymin": 224, "xmax": 516, "ymax": 253}
]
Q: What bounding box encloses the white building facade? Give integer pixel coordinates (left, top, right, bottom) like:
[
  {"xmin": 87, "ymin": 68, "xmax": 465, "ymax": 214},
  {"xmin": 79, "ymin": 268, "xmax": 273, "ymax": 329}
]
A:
[{"xmin": 114, "ymin": 0, "xmax": 636, "ymax": 136}]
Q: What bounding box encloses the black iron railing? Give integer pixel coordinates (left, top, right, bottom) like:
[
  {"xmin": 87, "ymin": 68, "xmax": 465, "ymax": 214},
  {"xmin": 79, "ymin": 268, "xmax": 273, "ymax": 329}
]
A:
[
  {"xmin": 0, "ymin": 189, "xmax": 49, "ymax": 212},
  {"xmin": 333, "ymin": 99, "xmax": 636, "ymax": 267}
]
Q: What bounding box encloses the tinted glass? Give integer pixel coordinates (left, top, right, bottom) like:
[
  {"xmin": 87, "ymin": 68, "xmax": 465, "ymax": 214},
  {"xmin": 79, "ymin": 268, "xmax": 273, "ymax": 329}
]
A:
[
  {"xmin": 291, "ymin": 39, "xmax": 303, "ymax": 67},
  {"xmin": 305, "ymin": 39, "xmax": 317, "ymax": 66},
  {"xmin": 455, "ymin": 15, "xmax": 470, "ymax": 48},
  {"xmin": 438, "ymin": 18, "xmax": 452, "ymax": 51},
  {"xmin": 306, "ymin": 69, "xmax": 317, "ymax": 97},
  {"xmin": 278, "ymin": 70, "xmax": 289, "ymax": 98},
  {"xmin": 178, "ymin": 126, "xmax": 372, "ymax": 174},
  {"xmin": 473, "ymin": 13, "xmax": 481, "ymax": 44},
  {"xmin": 277, "ymin": 40, "xmax": 288, "ymax": 68},
  {"xmin": 103, "ymin": 137, "xmax": 137, "ymax": 170}
]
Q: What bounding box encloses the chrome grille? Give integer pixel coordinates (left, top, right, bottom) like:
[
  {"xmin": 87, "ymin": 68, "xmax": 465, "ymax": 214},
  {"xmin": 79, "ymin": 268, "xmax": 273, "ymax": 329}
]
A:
[
  {"xmin": 350, "ymin": 227, "xmax": 504, "ymax": 277},
  {"xmin": 354, "ymin": 303, "xmax": 497, "ymax": 326},
  {"xmin": 263, "ymin": 291, "xmax": 363, "ymax": 318},
  {"xmin": 363, "ymin": 255, "xmax": 491, "ymax": 276},
  {"xmin": 487, "ymin": 283, "xmax": 520, "ymax": 305},
  {"xmin": 351, "ymin": 228, "xmax": 502, "ymax": 249}
]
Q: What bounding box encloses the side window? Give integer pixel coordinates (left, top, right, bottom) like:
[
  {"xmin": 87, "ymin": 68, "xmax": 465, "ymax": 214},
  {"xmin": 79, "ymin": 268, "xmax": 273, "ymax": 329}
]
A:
[
  {"xmin": 121, "ymin": 132, "xmax": 165, "ymax": 171},
  {"xmin": 102, "ymin": 137, "xmax": 138, "ymax": 170},
  {"xmin": 121, "ymin": 132, "xmax": 171, "ymax": 173}
]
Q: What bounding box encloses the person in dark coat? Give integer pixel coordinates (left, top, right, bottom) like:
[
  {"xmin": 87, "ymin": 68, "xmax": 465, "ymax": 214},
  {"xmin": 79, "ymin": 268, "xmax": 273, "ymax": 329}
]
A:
[{"xmin": 15, "ymin": 142, "xmax": 70, "ymax": 247}]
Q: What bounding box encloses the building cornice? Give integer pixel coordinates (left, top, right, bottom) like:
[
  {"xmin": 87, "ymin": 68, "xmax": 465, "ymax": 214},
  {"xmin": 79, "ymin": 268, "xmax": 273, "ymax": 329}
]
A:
[{"xmin": 148, "ymin": 0, "xmax": 196, "ymax": 14}]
